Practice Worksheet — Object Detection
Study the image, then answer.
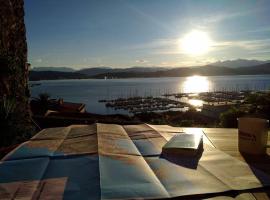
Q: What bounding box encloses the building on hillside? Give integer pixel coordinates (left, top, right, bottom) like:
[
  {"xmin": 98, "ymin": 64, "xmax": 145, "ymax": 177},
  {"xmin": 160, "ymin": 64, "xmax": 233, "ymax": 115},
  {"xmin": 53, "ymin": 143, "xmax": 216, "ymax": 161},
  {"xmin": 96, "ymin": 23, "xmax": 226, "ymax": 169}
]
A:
[{"xmin": 31, "ymin": 98, "xmax": 86, "ymax": 115}]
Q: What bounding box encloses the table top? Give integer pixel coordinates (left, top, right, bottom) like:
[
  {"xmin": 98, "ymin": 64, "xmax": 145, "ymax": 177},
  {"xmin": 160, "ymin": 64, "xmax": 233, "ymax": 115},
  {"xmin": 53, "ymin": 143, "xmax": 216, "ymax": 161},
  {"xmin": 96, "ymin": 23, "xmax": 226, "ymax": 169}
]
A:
[
  {"xmin": 181, "ymin": 127, "xmax": 270, "ymax": 200},
  {"xmin": 0, "ymin": 124, "xmax": 270, "ymax": 200}
]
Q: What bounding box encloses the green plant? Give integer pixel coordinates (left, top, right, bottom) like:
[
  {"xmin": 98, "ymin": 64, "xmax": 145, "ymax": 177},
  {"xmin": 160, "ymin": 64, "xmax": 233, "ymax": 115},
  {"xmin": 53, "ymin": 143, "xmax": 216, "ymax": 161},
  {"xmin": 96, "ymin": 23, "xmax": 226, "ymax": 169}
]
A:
[
  {"xmin": 0, "ymin": 53, "xmax": 34, "ymax": 148},
  {"xmin": 37, "ymin": 93, "xmax": 50, "ymax": 101},
  {"xmin": 220, "ymin": 107, "xmax": 245, "ymax": 128},
  {"xmin": 179, "ymin": 120, "xmax": 194, "ymax": 127},
  {"xmin": 0, "ymin": 97, "xmax": 17, "ymax": 146},
  {"xmin": 0, "ymin": 97, "xmax": 34, "ymax": 147},
  {"xmin": 0, "ymin": 96, "xmax": 16, "ymax": 120},
  {"xmin": 33, "ymin": 93, "xmax": 51, "ymax": 114}
]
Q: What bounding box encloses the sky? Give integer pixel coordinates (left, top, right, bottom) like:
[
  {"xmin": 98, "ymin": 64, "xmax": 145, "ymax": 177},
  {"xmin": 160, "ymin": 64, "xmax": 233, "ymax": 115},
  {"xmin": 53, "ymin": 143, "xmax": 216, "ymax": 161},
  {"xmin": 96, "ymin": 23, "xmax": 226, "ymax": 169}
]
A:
[{"xmin": 24, "ymin": 0, "xmax": 270, "ymax": 69}]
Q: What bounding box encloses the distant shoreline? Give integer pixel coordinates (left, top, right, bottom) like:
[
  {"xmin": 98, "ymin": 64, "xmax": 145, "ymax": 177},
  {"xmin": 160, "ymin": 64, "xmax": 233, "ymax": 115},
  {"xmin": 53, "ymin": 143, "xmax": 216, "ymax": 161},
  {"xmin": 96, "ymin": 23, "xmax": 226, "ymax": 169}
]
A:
[
  {"xmin": 29, "ymin": 63, "xmax": 270, "ymax": 81},
  {"xmin": 30, "ymin": 75, "xmax": 270, "ymax": 116},
  {"xmin": 29, "ymin": 73, "xmax": 270, "ymax": 81}
]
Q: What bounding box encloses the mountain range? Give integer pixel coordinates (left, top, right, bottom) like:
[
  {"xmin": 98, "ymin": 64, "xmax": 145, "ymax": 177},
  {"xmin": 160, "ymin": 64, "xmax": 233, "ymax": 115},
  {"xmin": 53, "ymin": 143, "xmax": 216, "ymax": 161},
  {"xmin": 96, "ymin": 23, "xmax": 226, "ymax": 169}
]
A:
[
  {"xmin": 31, "ymin": 66, "xmax": 75, "ymax": 72},
  {"xmin": 31, "ymin": 59, "xmax": 270, "ymax": 72},
  {"xmin": 29, "ymin": 59, "xmax": 270, "ymax": 81},
  {"xmin": 209, "ymin": 59, "xmax": 270, "ymax": 68}
]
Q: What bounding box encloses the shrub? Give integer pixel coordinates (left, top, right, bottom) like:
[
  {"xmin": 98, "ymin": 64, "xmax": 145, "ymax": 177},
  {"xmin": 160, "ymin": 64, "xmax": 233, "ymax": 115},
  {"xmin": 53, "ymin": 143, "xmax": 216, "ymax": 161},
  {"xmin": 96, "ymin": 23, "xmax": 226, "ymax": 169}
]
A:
[{"xmin": 220, "ymin": 107, "xmax": 245, "ymax": 128}]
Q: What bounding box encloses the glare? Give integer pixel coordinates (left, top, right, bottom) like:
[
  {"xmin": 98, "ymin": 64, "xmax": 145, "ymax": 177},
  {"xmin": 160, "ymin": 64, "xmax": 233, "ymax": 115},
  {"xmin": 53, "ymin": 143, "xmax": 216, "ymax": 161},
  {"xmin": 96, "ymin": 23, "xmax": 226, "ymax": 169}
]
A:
[
  {"xmin": 180, "ymin": 30, "xmax": 212, "ymax": 55},
  {"xmin": 183, "ymin": 75, "xmax": 210, "ymax": 93},
  {"xmin": 188, "ymin": 99, "xmax": 204, "ymax": 107}
]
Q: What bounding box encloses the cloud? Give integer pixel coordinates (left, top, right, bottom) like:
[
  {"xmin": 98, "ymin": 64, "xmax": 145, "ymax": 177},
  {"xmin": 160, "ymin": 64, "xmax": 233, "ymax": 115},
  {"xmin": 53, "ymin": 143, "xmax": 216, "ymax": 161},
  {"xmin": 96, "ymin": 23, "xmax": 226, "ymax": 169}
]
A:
[
  {"xmin": 127, "ymin": 29, "xmax": 270, "ymax": 66},
  {"xmin": 131, "ymin": 37, "xmax": 270, "ymax": 58},
  {"xmin": 213, "ymin": 38, "xmax": 270, "ymax": 51},
  {"xmin": 129, "ymin": 38, "xmax": 177, "ymax": 50},
  {"xmin": 244, "ymin": 26, "xmax": 270, "ymax": 34},
  {"xmin": 159, "ymin": 61, "xmax": 184, "ymax": 67},
  {"xmin": 136, "ymin": 59, "xmax": 148, "ymax": 63},
  {"xmin": 189, "ymin": 8, "xmax": 261, "ymax": 27},
  {"xmin": 205, "ymin": 38, "xmax": 270, "ymax": 61},
  {"xmin": 127, "ymin": 38, "xmax": 185, "ymax": 56},
  {"xmin": 35, "ymin": 58, "xmax": 42, "ymax": 63},
  {"xmin": 124, "ymin": 1, "xmax": 173, "ymax": 33},
  {"xmin": 201, "ymin": 11, "xmax": 250, "ymax": 24}
]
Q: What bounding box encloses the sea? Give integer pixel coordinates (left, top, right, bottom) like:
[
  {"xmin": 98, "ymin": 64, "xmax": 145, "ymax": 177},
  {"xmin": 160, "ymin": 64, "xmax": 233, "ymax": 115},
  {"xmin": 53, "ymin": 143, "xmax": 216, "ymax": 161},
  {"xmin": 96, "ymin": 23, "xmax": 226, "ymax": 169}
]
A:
[{"xmin": 30, "ymin": 75, "xmax": 270, "ymax": 115}]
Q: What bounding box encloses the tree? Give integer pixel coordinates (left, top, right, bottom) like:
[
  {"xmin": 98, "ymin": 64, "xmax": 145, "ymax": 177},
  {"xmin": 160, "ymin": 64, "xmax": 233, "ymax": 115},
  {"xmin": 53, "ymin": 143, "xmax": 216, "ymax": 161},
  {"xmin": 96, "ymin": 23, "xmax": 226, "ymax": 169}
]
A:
[
  {"xmin": 220, "ymin": 107, "xmax": 245, "ymax": 128},
  {"xmin": 31, "ymin": 93, "xmax": 50, "ymax": 114},
  {"xmin": 0, "ymin": 0, "xmax": 33, "ymax": 149}
]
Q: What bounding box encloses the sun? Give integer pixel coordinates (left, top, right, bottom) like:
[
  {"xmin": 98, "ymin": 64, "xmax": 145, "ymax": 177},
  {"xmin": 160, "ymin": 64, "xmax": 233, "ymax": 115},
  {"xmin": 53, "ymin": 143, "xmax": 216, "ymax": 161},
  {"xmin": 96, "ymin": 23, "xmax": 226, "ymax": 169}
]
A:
[{"xmin": 180, "ymin": 30, "xmax": 212, "ymax": 55}]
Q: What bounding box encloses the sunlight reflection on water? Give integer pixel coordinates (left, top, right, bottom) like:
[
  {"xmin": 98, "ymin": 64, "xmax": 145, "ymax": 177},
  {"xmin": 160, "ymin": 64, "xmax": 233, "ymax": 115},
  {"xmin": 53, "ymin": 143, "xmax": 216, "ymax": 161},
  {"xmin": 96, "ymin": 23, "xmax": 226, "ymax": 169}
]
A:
[
  {"xmin": 183, "ymin": 75, "xmax": 210, "ymax": 93},
  {"xmin": 188, "ymin": 99, "xmax": 203, "ymax": 107},
  {"xmin": 182, "ymin": 75, "xmax": 210, "ymax": 107},
  {"xmin": 31, "ymin": 75, "xmax": 270, "ymax": 114}
]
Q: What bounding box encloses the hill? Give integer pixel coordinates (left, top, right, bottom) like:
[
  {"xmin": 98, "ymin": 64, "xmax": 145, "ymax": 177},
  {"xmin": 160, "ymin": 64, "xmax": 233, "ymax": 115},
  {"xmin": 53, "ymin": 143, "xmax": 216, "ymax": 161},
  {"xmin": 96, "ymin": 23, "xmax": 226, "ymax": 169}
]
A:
[
  {"xmin": 77, "ymin": 66, "xmax": 166, "ymax": 76},
  {"xmin": 234, "ymin": 63, "xmax": 270, "ymax": 74},
  {"xmin": 29, "ymin": 71, "xmax": 89, "ymax": 81},
  {"xmin": 92, "ymin": 63, "xmax": 270, "ymax": 78},
  {"xmin": 29, "ymin": 63, "xmax": 270, "ymax": 81},
  {"xmin": 210, "ymin": 59, "xmax": 270, "ymax": 68},
  {"xmin": 32, "ymin": 67, "xmax": 75, "ymax": 72}
]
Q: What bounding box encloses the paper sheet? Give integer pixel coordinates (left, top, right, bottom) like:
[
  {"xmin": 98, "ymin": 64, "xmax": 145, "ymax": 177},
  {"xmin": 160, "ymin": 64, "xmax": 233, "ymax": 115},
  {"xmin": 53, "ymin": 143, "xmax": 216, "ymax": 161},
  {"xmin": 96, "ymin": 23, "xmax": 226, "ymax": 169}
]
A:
[{"xmin": 1, "ymin": 123, "xmax": 270, "ymax": 200}]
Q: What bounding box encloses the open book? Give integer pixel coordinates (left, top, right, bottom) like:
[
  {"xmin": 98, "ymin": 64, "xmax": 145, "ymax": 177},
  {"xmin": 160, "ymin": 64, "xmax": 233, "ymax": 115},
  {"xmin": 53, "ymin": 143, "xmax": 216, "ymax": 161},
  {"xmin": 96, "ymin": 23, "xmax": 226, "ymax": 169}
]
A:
[{"xmin": 162, "ymin": 133, "xmax": 203, "ymax": 156}]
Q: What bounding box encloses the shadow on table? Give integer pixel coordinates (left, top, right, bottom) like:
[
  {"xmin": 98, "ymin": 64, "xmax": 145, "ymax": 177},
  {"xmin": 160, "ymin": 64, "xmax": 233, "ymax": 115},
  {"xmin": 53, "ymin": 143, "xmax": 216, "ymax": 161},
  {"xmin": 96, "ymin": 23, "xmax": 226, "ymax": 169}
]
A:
[
  {"xmin": 241, "ymin": 152, "xmax": 270, "ymax": 199},
  {"xmin": 160, "ymin": 148, "xmax": 204, "ymax": 169}
]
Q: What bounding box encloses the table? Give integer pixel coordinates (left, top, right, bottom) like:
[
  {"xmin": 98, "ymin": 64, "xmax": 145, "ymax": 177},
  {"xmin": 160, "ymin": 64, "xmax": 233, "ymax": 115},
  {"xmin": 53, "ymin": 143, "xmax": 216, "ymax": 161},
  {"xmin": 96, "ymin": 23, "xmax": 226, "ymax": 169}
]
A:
[
  {"xmin": 0, "ymin": 124, "xmax": 269, "ymax": 200},
  {"xmin": 183, "ymin": 127, "xmax": 270, "ymax": 200}
]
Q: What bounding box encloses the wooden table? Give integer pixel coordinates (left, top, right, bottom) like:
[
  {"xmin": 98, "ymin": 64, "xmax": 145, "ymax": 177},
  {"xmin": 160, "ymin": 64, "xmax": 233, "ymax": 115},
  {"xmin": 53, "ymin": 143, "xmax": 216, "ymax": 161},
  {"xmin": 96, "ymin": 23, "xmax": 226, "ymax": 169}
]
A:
[
  {"xmin": 183, "ymin": 127, "xmax": 270, "ymax": 200},
  {"xmin": 1, "ymin": 124, "xmax": 270, "ymax": 200}
]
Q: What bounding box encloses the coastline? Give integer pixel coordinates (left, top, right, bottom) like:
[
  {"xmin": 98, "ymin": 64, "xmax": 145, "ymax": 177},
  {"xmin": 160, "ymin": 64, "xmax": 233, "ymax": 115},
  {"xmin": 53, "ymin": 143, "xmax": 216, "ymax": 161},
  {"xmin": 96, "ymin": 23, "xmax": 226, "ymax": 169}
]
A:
[
  {"xmin": 30, "ymin": 75, "xmax": 270, "ymax": 116},
  {"xmin": 29, "ymin": 74, "xmax": 270, "ymax": 82}
]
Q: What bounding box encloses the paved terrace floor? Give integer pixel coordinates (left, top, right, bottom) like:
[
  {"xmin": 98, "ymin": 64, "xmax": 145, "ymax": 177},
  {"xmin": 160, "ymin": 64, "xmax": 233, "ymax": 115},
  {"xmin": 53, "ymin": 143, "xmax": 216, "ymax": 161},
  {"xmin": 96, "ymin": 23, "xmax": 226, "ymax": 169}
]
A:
[{"xmin": 0, "ymin": 124, "xmax": 270, "ymax": 200}]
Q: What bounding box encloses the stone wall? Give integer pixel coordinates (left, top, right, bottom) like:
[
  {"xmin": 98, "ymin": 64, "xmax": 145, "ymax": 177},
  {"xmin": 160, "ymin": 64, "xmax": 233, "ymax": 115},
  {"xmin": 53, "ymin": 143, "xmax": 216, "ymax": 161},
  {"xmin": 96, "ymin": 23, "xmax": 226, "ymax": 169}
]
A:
[{"xmin": 0, "ymin": 0, "xmax": 32, "ymax": 146}]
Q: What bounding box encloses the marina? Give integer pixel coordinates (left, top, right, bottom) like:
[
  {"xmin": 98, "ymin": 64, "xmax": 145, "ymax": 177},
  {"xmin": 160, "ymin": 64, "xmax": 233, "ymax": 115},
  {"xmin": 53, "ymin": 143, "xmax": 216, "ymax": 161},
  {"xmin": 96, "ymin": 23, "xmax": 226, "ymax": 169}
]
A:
[
  {"xmin": 100, "ymin": 96, "xmax": 189, "ymax": 114},
  {"xmin": 98, "ymin": 90, "xmax": 255, "ymax": 114},
  {"xmin": 30, "ymin": 75, "xmax": 270, "ymax": 115}
]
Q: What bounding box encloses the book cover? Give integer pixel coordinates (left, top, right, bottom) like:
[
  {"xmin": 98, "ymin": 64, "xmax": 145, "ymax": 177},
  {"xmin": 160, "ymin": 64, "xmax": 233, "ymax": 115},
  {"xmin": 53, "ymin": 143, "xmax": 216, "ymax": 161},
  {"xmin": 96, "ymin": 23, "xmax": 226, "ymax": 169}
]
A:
[{"xmin": 162, "ymin": 133, "xmax": 203, "ymax": 156}]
